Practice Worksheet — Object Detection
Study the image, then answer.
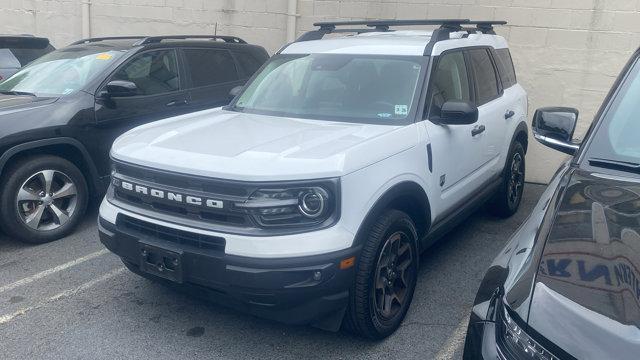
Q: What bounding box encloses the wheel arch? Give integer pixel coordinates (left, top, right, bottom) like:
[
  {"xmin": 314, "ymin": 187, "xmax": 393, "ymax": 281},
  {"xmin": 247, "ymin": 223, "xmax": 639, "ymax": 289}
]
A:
[
  {"xmin": 512, "ymin": 121, "xmax": 529, "ymax": 154},
  {"xmin": 0, "ymin": 138, "xmax": 101, "ymax": 194},
  {"xmin": 352, "ymin": 181, "xmax": 431, "ymax": 252}
]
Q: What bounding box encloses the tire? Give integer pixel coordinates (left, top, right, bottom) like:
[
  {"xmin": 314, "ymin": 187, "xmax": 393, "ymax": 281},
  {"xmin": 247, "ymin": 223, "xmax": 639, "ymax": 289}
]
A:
[
  {"xmin": 0, "ymin": 155, "xmax": 88, "ymax": 244},
  {"xmin": 344, "ymin": 209, "xmax": 419, "ymax": 339},
  {"xmin": 489, "ymin": 141, "xmax": 526, "ymax": 218}
]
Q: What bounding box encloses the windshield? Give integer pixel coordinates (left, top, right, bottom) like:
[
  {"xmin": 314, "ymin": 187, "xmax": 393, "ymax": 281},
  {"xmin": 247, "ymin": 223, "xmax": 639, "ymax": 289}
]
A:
[
  {"xmin": 585, "ymin": 58, "xmax": 640, "ymax": 169},
  {"xmin": 0, "ymin": 47, "xmax": 127, "ymax": 97},
  {"xmin": 232, "ymin": 54, "xmax": 425, "ymax": 123}
]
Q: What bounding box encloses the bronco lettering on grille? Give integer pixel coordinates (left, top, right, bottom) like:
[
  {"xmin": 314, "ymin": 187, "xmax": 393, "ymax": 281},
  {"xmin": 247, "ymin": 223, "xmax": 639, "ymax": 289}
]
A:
[{"xmin": 116, "ymin": 179, "xmax": 224, "ymax": 209}]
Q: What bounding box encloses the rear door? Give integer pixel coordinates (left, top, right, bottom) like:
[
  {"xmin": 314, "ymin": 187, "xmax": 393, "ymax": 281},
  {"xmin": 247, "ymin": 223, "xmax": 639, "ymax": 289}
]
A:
[
  {"xmin": 181, "ymin": 48, "xmax": 245, "ymax": 111},
  {"xmin": 92, "ymin": 49, "xmax": 189, "ymax": 175},
  {"xmin": 466, "ymin": 48, "xmax": 506, "ymax": 182}
]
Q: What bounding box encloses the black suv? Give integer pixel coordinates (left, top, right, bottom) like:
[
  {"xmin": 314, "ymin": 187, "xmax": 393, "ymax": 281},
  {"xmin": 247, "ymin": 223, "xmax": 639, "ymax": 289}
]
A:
[
  {"xmin": 0, "ymin": 35, "xmax": 268, "ymax": 244},
  {"xmin": 0, "ymin": 35, "xmax": 54, "ymax": 81},
  {"xmin": 464, "ymin": 47, "xmax": 640, "ymax": 359}
]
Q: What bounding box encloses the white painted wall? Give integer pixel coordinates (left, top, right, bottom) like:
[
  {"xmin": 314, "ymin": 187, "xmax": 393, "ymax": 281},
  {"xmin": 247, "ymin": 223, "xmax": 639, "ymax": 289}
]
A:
[{"xmin": 2, "ymin": 0, "xmax": 640, "ymax": 183}]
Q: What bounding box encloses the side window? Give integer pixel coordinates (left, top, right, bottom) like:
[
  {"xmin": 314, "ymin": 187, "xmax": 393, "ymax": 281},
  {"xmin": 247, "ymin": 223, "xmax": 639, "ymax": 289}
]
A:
[
  {"xmin": 234, "ymin": 52, "xmax": 263, "ymax": 78},
  {"xmin": 183, "ymin": 49, "xmax": 239, "ymax": 88},
  {"xmin": 428, "ymin": 51, "xmax": 471, "ymax": 118},
  {"xmin": 0, "ymin": 49, "xmax": 21, "ymax": 68},
  {"xmin": 112, "ymin": 50, "xmax": 179, "ymax": 96},
  {"xmin": 494, "ymin": 49, "xmax": 517, "ymax": 88},
  {"xmin": 10, "ymin": 45, "xmax": 55, "ymax": 66},
  {"xmin": 468, "ymin": 49, "xmax": 499, "ymax": 106}
]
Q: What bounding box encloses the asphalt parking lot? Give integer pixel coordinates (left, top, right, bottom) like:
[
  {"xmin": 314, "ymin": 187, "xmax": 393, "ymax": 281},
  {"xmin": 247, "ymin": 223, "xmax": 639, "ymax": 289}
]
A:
[{"xmin": 0, "ymin": 184, "xmax": 545, "ymax": 360}]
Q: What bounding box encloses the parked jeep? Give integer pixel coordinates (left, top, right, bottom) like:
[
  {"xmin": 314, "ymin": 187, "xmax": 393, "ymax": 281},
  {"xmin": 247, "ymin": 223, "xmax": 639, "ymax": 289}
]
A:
[
  {"xmin": 0, "ymin": 35, "xmax": 268, "ymax": 243},
  {"xmin": 99, "ymin": 20, "xmax": 528, "ymax": 339}
]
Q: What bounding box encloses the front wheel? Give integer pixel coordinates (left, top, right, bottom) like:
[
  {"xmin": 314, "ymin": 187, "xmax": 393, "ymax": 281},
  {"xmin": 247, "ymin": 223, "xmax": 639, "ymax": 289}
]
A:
[
  {"xmin": 344, "ymin": 209, "xmax": 418, "ymax": 339},
  {"xmin": 489, "ymin": 141, "xmax": 525, "ymax": 218},
  {"xmin": 0, "ymin": 155, "xmax": 88, "ymax": 244}
]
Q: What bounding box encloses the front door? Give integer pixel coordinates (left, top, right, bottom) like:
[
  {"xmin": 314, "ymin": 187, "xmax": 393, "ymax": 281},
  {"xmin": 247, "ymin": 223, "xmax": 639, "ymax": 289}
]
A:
[
  {"xmin": 423, "ymin": 50, "xmax": 486, "ymax": 216},
  {"xmin": 91, "ymin": 49, "xmax": 189, "ymax": 176}
]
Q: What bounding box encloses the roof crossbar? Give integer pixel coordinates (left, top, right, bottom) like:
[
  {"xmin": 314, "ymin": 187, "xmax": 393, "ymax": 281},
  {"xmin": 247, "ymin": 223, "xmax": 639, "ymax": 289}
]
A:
[
  {"xmin": 135, "ymin": 35, "xmax": 246, "ymax": 45},
  {"xmin": 297, "ymin": 19, "xmax": 507, "ymax": 43}
]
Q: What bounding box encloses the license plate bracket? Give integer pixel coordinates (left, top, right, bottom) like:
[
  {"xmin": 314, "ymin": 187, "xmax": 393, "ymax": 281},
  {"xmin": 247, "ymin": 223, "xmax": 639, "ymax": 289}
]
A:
[{"xmin": 139, "ymin": 243, "xmax": 184, "ymax": 283}]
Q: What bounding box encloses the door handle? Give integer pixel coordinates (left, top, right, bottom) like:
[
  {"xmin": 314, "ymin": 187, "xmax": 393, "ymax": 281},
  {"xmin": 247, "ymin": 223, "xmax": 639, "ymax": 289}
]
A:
[
  {"xmin": 471, "ymin": 125, "xmax": 486, "ymax": 137},
  {"xmin": 504, "ymin": 110, "xmax": 515, "ymax": 119},
  {"xmin": 166, "ymin": 99, "xmax": 188, "ymax": 107}
]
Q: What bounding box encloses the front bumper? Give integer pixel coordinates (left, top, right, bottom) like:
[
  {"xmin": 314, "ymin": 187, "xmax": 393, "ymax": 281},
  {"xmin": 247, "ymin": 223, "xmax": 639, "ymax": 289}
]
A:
[{"xmin": 98, "ymin": 214, "xmax": 359, "ymax": 330}]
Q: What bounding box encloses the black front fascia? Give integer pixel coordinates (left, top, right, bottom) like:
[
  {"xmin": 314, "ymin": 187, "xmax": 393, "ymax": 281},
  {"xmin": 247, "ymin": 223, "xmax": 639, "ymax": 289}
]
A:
[{"xmin": 108, "ymin": 159, "xmax": 341, "ymax": 237}]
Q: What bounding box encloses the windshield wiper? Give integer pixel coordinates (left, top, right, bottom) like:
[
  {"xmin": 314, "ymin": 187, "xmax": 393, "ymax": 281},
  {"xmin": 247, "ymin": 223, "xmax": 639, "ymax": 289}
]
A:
[
  {"xmin": 0, "ymin": 90, "xmax": 37, "ymax": 97},
  {"xmin": 588, "ymin": 157, "xmax": 640, "ymax": 173}
]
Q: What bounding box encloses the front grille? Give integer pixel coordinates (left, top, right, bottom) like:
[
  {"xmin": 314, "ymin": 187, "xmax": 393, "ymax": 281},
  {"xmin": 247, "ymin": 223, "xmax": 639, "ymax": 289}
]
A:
[
  {"xmin": 117, "ymin": 215, "xmax": 225, "ymax": 252},
  {"xmin": 111, "ymin": 161, "xmax": 255, "ymax": 228},
  {"xmin": 113, "ymin": 161, "xmax": 250, "ymax": 197}
]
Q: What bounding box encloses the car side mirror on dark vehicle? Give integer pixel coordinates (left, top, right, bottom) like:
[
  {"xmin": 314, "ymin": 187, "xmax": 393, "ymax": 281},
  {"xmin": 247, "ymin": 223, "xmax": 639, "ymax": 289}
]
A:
[
  {"xmin": 104, "ymin": 80, "xmax": 138, "ymax": 98},
  {"xmin": 532, "ymin": 107, "xmax": 580, "ymax": 155},
  {"xmin": 438, "ymin": 100, "xmax": 478, "ymax": 125},
  {"xmin": 229, "ymin": 85, "xmax": 243, "ymax": 98}
]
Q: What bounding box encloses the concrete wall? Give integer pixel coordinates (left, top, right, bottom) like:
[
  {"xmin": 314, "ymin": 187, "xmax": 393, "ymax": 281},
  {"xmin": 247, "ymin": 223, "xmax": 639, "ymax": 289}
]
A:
[{"xmin": 2, "ymin": 0, "xmax": 640, "ymax": 183}]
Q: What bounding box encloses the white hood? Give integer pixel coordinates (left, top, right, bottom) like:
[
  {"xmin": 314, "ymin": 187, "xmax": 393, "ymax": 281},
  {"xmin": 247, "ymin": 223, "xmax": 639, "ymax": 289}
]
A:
[{"xmin": 111, "ymin": 109, "xmax": 417, "ymax": 181}]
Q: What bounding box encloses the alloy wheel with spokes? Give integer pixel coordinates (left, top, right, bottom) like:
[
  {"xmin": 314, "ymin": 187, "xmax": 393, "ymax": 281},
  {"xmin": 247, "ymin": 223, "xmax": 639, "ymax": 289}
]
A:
[
  {"xmin": 507, "ymin": 152, "xmax": 524, "ymax": 208},
  {"xmin": 17, "ymin": 169, "xmax": 79, "ymax": 231},
  {"xmin": 373, "ymin": 231, "xmax": 415, "ymax": 321}
]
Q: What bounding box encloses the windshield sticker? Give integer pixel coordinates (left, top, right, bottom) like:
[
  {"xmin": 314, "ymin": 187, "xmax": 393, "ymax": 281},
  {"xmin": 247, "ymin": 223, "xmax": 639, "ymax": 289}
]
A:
[
  {"xmin": 377, "ymin": 113, "xmax": 392, "ymax": 118},
  {"xmin": 395, "ymin": 105, "xmax": 408, "ymax": 116},
  {"xmin": 96, "ymin": 53, "xmax": 113, "ymax": 60},
  {"xmin": 62, "ymin": 88, "xmax": 74, "ymax": 95}
]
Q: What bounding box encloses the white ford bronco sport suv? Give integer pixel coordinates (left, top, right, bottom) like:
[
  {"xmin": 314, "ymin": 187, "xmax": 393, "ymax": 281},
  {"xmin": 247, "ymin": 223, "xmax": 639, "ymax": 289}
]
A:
[{"xmin": 99, "ymin": 19, "xmax": 528, "ymax": 339}]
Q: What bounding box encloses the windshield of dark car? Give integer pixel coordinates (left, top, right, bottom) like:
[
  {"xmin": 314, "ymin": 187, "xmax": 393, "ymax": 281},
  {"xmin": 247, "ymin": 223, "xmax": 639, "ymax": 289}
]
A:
[
  {"xmin": 0, "ymin": 47, "xmax": 127, "ymax": 97},
  {"xmin": 584, "ymin": 58, "xmax": 640, "ymax": 167},
  {"xmin": 231, "ymin": 54, "xmax": 425, "ymax": 124}
]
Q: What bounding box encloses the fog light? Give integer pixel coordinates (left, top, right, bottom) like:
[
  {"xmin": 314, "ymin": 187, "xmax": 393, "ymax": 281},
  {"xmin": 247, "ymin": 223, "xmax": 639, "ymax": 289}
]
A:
[{"xmin": 313, "ymin": 271, "xmax": 322, "ymax": 281}]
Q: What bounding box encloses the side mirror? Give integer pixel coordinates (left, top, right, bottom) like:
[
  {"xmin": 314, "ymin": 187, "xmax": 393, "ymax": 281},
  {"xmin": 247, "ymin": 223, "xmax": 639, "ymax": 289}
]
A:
[
  {"xmin": 532, "ymin": 107, "xmax": 580, "ymax": 155},
  {"xmin": 229, "ymin": 85, "xmax": 243, "ymax": 98},
  {"xmin": 439, "ymin": 100, "xmax": 478, "ymax": 125},
  {"xmin": 104, "ymin": 80, "xmax": 138, "ymax": 98}
]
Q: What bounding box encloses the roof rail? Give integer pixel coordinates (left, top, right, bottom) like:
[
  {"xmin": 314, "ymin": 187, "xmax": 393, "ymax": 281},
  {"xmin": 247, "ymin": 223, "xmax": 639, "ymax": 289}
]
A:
[
  {"xmin": 134, "ymin": 35, "xmax": 247, "ymax": 45},
  {"xmin": 70, "ymin": 36, "xmax": 146, "ymax": 45}
]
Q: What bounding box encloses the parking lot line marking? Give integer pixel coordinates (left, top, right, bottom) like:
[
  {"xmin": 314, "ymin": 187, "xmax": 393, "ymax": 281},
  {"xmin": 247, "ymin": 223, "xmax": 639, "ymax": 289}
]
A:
[
  {"xmin": 0, "ymin": 267, "xmax": 125, "ymax": 325},
  {"xmin": 0, "ymin": 249, "xmax": 109, "ymax": 294},
  {"xmin": 434, "ymin": 315, "xmax": 469, "ymax": 360}
]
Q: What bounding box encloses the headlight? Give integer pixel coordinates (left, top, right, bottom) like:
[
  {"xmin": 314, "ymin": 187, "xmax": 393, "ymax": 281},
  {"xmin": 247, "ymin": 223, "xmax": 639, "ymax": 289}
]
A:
[
  {"xmin": 498, "ymin": 303, "xmax": 559, "ymax": 360},
  {"xmin": 236, "ymin": 181, "xmax": 339, "ymax": 229}
]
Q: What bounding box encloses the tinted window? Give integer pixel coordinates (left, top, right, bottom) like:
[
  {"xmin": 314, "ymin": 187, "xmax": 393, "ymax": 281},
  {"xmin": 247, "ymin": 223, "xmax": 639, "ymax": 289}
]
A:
[
  {"xmin": 0, "ymin": 49, "xmax": 20, "ymax": 68},
  {"xmin": 468, "ymin": 49, "xmax": 499, "ymax": 105},
  {"xmin": 429, "ymin": 51, "xmax": 471, "ymax": 117},
  {"xmin": 10, "ymin": 45, "xmax": 55, "ymax": 66},
  {"xmin": 235, "ymin": 52, "xmax": 263, "ymax": 78},
  {"xmin": 495, "ymin": 49, "xmax": 516, "ymax": 88},
  {"xmin": 113, "ymin": 50, "xmax": 179, "ymax": 96},
  {"xmin": 184, "ymin": 49, "xmax": 238, "ymax": 88},
  {"xmin": 585, "ymin": 58, "xmax": 640, "ymax": 166}
]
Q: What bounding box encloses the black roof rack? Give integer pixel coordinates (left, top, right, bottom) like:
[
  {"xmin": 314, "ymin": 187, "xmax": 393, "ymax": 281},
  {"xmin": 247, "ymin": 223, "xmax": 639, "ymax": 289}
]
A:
[
  {"xmin": 70, "ymin": 36, "xmax": 146, "ymax": 45},
  {"xmin": 296, "ymin": 19, "xmax": 508, "ymax": 53},
  {"xmin": 135, "ymin": 35, "xmax": 247, "ymax": 45}
]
